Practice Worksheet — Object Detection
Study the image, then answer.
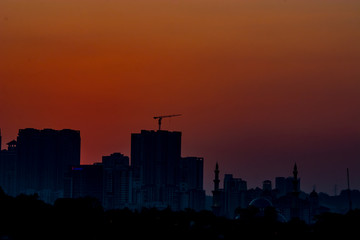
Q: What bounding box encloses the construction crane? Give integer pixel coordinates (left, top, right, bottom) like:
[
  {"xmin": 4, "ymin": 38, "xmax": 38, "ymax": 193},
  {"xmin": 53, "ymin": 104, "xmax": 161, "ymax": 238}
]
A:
[{"xmin": 153, "ymin": 114, "xmax": 182, "ymax": 131}]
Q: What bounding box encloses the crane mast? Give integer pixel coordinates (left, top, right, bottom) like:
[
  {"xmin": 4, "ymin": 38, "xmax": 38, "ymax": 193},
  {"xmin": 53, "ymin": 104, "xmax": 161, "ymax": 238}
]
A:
[{"xmin": 153, "ymin": 114, "xmax": 182, "ymax": 130}]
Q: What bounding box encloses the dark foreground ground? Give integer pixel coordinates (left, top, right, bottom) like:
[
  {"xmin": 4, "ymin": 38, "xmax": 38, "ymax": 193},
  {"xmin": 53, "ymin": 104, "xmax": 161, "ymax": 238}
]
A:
[{"xmin": 0, "ymin": 192, "xmax": 359, "ymax": 240}]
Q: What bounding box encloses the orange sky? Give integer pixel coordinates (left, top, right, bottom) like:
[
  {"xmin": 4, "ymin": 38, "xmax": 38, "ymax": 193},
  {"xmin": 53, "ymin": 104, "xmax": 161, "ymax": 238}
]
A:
[{"xmin": 1, "ymin": 0, "xmax": 360, "ymax": 195}]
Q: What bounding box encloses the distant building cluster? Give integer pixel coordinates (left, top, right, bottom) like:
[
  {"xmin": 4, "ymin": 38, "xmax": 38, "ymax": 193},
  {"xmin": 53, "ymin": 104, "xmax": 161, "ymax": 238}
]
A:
[
  {"xmin": 211, "ymin": 162, "xmax": 330, "ymax": 224},
  {"xmin": 0, "ymin": 129, "xmax": 205, "ymax": 211},
  {"xmin": 0, "ymin": 128, "xmax": 354, "ymax": 222}
]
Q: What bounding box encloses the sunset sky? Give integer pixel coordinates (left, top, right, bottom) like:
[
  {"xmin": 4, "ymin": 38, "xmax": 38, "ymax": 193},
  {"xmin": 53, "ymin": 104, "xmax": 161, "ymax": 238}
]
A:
[{"xmin": 1, "ymin": 0, "xmax": 359, "ymax": 195}]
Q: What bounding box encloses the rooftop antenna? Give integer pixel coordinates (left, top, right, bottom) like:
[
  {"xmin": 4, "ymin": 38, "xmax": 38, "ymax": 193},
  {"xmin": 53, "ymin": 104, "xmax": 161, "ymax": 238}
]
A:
[
  {"xmin": 347, "ymin": 168, "xmax": 352, "ymax": 211},
  {"xmin": 153, "ymin": 114, "xmax": 182, "ymax": 131}
]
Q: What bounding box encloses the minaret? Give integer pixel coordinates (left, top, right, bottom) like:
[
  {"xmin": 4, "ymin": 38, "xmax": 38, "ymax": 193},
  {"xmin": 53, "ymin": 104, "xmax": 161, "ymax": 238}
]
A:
[
  {"xmin": 347, "ymin": 168, "xmax": 352, "ymax": 211},
  {"xmin": 292, "ymin": 163, "xmax": 299, "ymax": 195},
  {"xmin": 291, "ymin": 163, "xmax": 300, "ymax": 219},
  {"xmin": 212, "ymin": 162, "xmax": 221, "ymax": 216},
  {"xmin": 214, "ymin": 162, "xmax": 220, "ymax": 191}
]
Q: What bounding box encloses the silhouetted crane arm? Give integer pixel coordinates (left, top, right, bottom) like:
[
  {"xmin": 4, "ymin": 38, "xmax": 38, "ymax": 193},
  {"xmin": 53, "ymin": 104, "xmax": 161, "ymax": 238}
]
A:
[{"xmin": 153, "ymin": 114, "xmax": 182, "ymax": 130}]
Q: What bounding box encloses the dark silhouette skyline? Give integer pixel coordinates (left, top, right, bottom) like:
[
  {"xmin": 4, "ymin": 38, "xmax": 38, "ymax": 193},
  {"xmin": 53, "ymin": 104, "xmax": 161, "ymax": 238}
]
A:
[
  {"xmin": 0, "ymin": 127, "xmax": 358, "ymax": 218},
  {"xmin": 0, "ymin": 128, "xmax": 206, "ymax": 211},
  {"xmin": 0, "ymin": 127, "xmax": 360, "ymax": 239}
]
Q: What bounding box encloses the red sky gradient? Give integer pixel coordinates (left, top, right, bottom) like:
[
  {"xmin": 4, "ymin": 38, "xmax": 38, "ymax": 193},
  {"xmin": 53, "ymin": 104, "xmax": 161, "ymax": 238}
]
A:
[{"xmin": 1, "ymin": 0, "xmax": 360, "ymax": 195}]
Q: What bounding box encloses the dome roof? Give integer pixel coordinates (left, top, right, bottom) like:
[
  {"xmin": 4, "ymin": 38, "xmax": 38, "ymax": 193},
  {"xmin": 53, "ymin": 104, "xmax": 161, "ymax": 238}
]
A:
[{"xmin": 249, "ymin": 197, "xmax": 273, "ymax": 209}]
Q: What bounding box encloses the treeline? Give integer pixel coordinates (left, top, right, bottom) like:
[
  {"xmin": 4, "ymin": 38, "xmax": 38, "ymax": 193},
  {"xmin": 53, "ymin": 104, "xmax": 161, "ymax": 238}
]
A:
[{"xmin": 0, "ymin": 189, "xmax": 360, "ymax": 240}]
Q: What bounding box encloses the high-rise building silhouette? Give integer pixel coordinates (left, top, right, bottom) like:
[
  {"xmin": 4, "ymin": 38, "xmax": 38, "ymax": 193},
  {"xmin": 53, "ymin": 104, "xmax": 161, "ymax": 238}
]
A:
[
  {"xmin": 275, "ymin": 175, "xmax": 300, "ymax": 198},
  {"xmin": 179, "ymin": 157, "xmax": 205, "ymax": 211},
  {"xmin": 102, "ymin": 153, "xmax": 131, "ymax": 210},
  {"xmin": 130, "ymin": 130, "xmax": 205, "ymax": 210},
  {"xmin": 131, "ymin": 130, "xmax": 182, "ymax": 209},
  {"xmin": 16, "ymin": 128, "xmax": 80, "ymax": 203},
  {"xmin": 275, "ymin": 177, "xmax": 286, "ymax": 197},
  {"xmin": 223, "ymin": 174, "xmax": 247, "ymax": 218},
  {"xmin": 0, "ymin": 140, "xmax": 17, "ymax": 196},
  {"xmin": 65, "ymin": 153, "xmax": 131, "ymax": 208},
  {"xmin": 179, "ymin": 157, "xmax": 204, "ymax": 191},
  {"xmin": 262, "ymin": 180, "xmax": 272, "ymax": 192},
  {"xmin": 66, "ymin": 163, "xmax": 104, "ymax": 202}
]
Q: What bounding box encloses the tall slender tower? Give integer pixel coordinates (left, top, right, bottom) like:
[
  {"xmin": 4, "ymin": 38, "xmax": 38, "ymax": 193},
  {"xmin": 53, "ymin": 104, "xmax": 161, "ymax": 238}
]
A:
[
  {"xmin": 291, "ymin": 163, "xmax": 300, "ymax": 219},
  {"xmin": 347, "ymin": 168, "xmax": 352, "ymax": 211},
  {"xmin": 292, "ymin": 163, "xmax": 299, "ymax": 195},
  {"xmin": 214, "ymin": 163, "xmax": 220, "ymax": 191},
  {"xmin": 212, "ymin": 162, "xmax": 221, "ymax": 216}
]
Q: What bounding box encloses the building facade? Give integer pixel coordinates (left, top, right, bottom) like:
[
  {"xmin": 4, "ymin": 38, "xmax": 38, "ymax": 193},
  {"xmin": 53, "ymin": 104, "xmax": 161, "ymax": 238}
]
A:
[
  {"xmin": 102, "ymin": 153, "xmax": 131, "ymax": 210},
  {"xmin": 223, "ymin": 174, "xmax": 247, "ymax": 218},
  {"xmin": 0, "ymin": 140, "xmax": 17, "ymax": 196},
  {"xmin": 66, "ymin": 164, "xmax": 104, "ymax": 202},
  {"xmin": 16, "ymin": 128, "xmax": 81, "ymax": 203},
  {"xmin": 131, "ymin": 130, "xmax": 182, "ymax": 209},
  {"xmin": 179, "ymin": 157, "xmax": 205, "ymax": 211},
  {"xmin": 131, "ymin": 130, "xmax": 205, "ymax": 210}
]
